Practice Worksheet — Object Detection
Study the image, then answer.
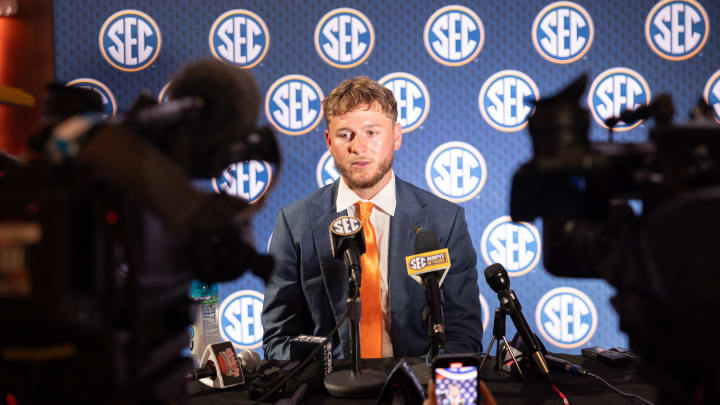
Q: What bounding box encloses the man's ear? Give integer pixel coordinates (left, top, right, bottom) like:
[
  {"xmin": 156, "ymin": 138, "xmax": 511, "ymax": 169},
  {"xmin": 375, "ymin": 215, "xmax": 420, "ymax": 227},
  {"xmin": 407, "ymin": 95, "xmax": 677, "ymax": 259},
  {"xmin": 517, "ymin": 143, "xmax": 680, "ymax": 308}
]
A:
[{"xmin": 325, "ymin": 129, "xmax": 331, "ymax": 149}]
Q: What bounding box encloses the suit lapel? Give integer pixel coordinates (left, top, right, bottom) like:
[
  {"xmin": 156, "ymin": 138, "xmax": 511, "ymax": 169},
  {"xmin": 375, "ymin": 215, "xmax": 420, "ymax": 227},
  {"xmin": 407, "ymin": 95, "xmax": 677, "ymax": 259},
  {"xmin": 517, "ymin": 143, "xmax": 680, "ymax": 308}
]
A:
[
  {"xmin": 309, "ymin": 182, "xmax": 349, "ymax": 327},
  {"xmin": 388, "ymin": 178, "xmax": 426, "ymax": 331}
]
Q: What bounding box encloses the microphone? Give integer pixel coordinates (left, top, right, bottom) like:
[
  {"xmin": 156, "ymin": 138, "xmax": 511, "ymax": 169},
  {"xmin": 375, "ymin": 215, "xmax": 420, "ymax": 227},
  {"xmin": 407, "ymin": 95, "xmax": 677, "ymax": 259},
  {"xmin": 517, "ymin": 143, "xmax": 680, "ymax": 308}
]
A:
[
  {"xmin": 329, "ymin": 216, "xmax": 366, "ymax": 289},
  {"xmin": 604, "ymin": 93, "xmax": 674, "ymax": 128},
  {"xmin": 405, "ymin": 230, "xmax": 450, "ymax": 353},
  {"xmin": 185, "ymin": 341, "xmax": 261, "ymax": 388},
  {"xmin": 544, "ymin": 354, "xmax": 588, "ymax": 376},
  {"xmin": 484, "ymin": 263, "xmax": 552, "ymax": 382}
]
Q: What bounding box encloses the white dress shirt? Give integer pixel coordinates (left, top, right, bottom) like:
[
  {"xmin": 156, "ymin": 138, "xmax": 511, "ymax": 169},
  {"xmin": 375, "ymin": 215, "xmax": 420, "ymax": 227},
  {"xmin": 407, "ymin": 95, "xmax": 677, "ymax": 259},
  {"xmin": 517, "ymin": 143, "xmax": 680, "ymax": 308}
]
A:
[{"xmin": 335, "ymin": 172, "xmax": 396, "ymax": 357}]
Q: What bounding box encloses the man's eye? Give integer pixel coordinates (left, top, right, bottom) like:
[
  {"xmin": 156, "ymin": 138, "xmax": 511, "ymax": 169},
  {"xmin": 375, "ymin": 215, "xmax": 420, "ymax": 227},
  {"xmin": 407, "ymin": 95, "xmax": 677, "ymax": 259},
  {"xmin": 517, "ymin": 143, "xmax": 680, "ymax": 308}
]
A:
[{"xmin": 338, "ymin": 132, "xmax": 352, "ymax": 140}]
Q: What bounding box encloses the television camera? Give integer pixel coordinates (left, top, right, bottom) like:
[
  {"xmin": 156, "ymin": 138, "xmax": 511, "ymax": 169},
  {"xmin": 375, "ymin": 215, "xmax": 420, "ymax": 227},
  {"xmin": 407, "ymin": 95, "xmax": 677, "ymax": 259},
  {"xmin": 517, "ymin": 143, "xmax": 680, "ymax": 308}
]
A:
[
  {"xmin": 0, "ymin": 59, "xmax": 279, "ymax": 404},
  {"xmin": 510, "ymin": 74, "xmax": 720, "ymax": 404}
]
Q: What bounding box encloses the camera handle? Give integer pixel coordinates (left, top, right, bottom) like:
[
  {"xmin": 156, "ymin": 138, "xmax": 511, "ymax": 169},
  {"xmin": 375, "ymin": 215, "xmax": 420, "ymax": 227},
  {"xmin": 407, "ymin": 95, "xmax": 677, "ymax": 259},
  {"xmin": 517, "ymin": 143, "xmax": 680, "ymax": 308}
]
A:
[{"xmin": 478, "ymin": 307, "xmax": 526, "ymax": 381}]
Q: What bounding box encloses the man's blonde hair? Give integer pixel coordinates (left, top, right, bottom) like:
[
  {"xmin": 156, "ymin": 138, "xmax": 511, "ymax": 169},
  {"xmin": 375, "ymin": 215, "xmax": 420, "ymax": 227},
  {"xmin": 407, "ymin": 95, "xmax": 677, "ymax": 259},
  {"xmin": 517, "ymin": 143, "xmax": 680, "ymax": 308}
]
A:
[{"xmin": 322, "ymin": 76, "xmax": 398, "ymax": 126}]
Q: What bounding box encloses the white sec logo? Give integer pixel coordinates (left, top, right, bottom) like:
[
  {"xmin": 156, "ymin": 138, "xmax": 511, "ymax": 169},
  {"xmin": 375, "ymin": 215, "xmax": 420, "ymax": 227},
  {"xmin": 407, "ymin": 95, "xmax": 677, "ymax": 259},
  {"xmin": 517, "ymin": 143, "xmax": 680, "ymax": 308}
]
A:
[
  {"xmin": 479, "ymin": 70, "xmax": 540, "ymax": 132},
  {"xmin": 424, "ymin": 5, "xmax": 484, "ymax": 66},
  {"xmin": 532, "ymin": 1, "xmax": 594, "ymax": 64},
  {"xmin": 330, "ymin": 216, "xmax": 362, "ymax": 236},
  {"xmin": 480, "ymin": 216, "xmax": 541, "ymax": 277},
  {"xmin": 99, "ymin": 9, "xmax": 161, "ymax": 72},
  {"xmin": 316, "ymin": 150, "xmax": 340, "ymax": 188},
  {"xmin": 379, "ymin": 72, "xmax": 430, "ymax": 133},
  {"xmin": 645, "ymin": 0, "xmax": 709, "ymax": 61},
  {"xmin": 425, "ymin": 141, "xmax": 487, "ymax": 203},
  {"xmin": 703, "ymin": 69, "xmax": 720, "ymax": 125},
  {"xmin": 265, "ymin": 75, "xmax": 324, "ymax": 136},
  {"xmin": 315, "ymin": 8, "xmax": 374, "ymax": 69},
  {"xmin": 535, "ymin": 287, "xmax": 598, "ymax": 349},
  {"xmin": 588, "ymin": 67, "xmax": 651, "ymax": 131},
  {"xmin": 209, "ymin": 9, "xmax": 270, "ymax": 69},
  {"xmin": 219, "ymin": 290, "xmax": 264, "ymax": 350},
  {"xmin": 212, "ymin": 160, "xmax": 272, "ymax": 204}
]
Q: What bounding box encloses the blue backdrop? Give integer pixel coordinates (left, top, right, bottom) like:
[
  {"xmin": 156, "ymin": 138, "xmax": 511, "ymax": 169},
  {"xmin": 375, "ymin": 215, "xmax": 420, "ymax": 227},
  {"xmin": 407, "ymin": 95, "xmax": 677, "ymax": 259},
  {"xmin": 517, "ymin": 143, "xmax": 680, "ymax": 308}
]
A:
[{"xmin": 53, "ymin": 0, "xmax": 720, "ymax": 358}]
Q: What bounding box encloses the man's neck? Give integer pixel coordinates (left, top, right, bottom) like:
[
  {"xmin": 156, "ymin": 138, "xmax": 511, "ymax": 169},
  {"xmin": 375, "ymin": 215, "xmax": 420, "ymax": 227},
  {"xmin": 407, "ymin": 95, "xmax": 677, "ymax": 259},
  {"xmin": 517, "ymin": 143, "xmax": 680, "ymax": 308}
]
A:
[{"xmin": 345, "ymin": 171, "xmax": 392, "ymax": 200}]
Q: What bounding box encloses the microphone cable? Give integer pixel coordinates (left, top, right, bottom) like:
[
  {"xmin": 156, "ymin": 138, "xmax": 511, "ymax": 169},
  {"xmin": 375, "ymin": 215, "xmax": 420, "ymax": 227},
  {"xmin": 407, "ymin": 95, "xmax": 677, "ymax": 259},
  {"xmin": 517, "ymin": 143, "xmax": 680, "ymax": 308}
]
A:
[
  {"xmin": 251, "ymin": 289, "xmax": 359, "ymax": 405},
  {"xmin": 587, "ymin": 372, "xmax": 655, "ymax": 405},
  {"xmin": 542, "ymin": 355, "xmax": 655, "ymax": 405},
  {"xmin": 551, "ymin": 383, "xmax": 570, "ymax": 405}
]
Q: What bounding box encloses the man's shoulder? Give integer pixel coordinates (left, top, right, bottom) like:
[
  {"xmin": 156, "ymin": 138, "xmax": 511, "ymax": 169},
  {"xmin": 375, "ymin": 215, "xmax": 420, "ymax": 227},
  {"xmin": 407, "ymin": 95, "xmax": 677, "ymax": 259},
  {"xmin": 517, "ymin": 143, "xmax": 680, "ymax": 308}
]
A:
[
  {"xmin": 279, "ymin": 183, "xmax": 334, "ymax": 219},
  {"xmin": 397, "ymin": 177, "xmax": 462, "ymax": 213}
]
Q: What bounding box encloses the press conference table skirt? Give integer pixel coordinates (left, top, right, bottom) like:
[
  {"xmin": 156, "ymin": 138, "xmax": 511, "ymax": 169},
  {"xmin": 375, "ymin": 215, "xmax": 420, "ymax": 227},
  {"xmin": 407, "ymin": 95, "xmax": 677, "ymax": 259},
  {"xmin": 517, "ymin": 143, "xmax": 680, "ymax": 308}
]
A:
[{"xmin": 187, "ymin": 354, "xmax": 658, "ymax": 405}]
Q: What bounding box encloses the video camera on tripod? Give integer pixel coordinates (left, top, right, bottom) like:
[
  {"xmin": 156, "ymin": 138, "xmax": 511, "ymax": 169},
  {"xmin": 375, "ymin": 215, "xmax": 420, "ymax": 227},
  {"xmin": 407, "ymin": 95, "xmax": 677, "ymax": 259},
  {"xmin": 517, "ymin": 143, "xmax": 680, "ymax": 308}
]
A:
[
  {"xmin": 510, "ymin": 74, "xmax": 720, "ymax": 404},
  {"xmin": 0, "ymin": 59, "xmax": 279, "ymax": 404}
]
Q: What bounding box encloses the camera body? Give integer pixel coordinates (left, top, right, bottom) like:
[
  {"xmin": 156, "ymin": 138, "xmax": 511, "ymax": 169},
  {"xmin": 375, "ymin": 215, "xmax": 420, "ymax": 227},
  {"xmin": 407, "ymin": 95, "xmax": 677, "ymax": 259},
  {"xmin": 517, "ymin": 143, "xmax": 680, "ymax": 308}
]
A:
[{"xmin": 510, "ymin": 75, "xmax": 720, "ymax": 404}]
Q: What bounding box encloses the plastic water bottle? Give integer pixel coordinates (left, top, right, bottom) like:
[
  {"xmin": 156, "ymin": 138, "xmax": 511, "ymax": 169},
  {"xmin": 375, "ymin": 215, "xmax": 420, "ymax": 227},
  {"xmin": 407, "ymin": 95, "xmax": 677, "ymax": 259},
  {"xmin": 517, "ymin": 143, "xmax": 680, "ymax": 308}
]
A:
[{"xmin": 189, "ymin": 280, "xmax": 220, "ymax": 368}]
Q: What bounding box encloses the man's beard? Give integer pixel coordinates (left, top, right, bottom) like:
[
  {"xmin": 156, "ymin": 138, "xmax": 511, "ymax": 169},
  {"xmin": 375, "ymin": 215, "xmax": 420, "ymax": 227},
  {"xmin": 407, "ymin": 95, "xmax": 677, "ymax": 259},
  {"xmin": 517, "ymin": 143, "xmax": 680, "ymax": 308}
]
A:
[{"xmin": 337, "ymin": 155, "xmax": 394, "ymax": 190}]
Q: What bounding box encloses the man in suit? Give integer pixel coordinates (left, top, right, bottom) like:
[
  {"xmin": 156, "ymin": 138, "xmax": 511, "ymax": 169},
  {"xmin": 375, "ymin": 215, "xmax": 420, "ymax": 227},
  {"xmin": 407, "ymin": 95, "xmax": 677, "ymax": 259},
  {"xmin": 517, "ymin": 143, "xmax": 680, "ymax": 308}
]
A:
[{"xmin": 262, "ymin": 76, "xmax": 483, "ymax": 359}]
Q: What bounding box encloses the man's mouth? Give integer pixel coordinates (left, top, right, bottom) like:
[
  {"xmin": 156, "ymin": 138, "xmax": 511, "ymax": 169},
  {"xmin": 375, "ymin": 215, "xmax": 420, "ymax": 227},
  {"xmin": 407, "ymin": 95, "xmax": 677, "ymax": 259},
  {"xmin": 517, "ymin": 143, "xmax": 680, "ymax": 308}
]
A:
[{"xmin": 351, "ymin": 160, "xmax": 372, "ymax": 167}]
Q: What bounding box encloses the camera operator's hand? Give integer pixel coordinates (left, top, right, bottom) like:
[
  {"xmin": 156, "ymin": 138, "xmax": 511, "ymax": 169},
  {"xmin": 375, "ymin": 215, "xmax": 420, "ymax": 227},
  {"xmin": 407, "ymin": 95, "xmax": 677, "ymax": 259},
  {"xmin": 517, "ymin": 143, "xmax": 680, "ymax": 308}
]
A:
[{"xmin": 424, "ymin": 379, "xmax": 437, "ymax": 405}]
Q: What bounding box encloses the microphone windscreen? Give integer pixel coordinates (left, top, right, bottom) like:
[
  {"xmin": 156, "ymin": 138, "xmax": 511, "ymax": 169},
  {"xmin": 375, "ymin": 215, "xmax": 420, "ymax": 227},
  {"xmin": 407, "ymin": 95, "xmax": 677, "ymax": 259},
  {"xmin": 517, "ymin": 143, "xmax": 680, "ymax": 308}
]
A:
[
  {"xmin": 239, "ymin": 349, "xmax": 261, "ymax": 373},
  {"xmin": 414, "ymin": 230, "xmax": 441, "ymax": 254},
  {"xmin": 484, "ymin": 263, "xmax": 509, "ymax": 292}
]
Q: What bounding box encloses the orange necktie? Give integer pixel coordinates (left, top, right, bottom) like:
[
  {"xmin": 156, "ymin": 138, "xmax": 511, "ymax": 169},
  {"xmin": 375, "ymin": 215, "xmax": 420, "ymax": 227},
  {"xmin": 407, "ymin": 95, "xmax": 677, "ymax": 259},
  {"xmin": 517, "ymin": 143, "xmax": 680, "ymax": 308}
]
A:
[{"xmin": 356, "ymin": 201, "xmax": 383, "ymax": 358}]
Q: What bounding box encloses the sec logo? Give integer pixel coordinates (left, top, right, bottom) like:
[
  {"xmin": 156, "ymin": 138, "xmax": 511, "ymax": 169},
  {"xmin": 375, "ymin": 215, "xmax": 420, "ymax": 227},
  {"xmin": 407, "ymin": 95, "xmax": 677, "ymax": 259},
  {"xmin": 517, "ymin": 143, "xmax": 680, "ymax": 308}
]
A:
[
  {"xmin": 157, "ymin": 82, "xmax": 171, "ymax": 104},
  {"xmin": 480, "ymin": 216, "xmax": 541, "ymax": 277},
  {"xmin": 704, "ymin": 69, "xmax": 720, "ymax": 124},
  {"xmin": 409, "ymin": 257, "xmax": 427, "ymax": 270},
  {"xmin": 330, "ymin": 216, "xmax": 362, "ymax": 236},
  {"xmin": 66, "ymin": 78, "xmax": 117, "ymax": 118},
  {"xmin": 265, "ymin": 75, "xmax": 324, "ymax": 136},
  {"xmin": 645, "ymin": 0, "xmax": 709, "ymax": 61},
  {"xmin": 212, "ymin": 161, "xmax": 272, "ymax": 204},
  {"xmin": 535, "ymin": 287, "xmax": 598, "ymax": 349},
  {"xmin": 378, "ymin": 72, "xmax": 430, "ymax": 133},
  {"xmin": 424, "ymin": 5, "xmax": 484, "ymax": 67},
  {"xmin": 425, "ymin": 141, "xmax": 487, "ymax": 203},
  {"xmin": 315, "ymin": 8, "xmax": 374, "ymax": 69},
  {"xmin": 588, "ymin": 67, "xmax": 651, "ymax": 131},
  {"xmin": 479, "ymin": 293, "xmax": 490, "ymax": 332},
  {"xmin": 532, "ymin": 1, "xmax": 594, "ymax": 64},
  {"xmin": 99, "ymin": 9, "xmax": 161, "ymax": 72},
  {"xmin": 219, "ymin": 290, "xmax": 264, "ymax": 350},
  {"xmin": 316, "ymin": 150, "xmax": 340, "ymax": 188},
  {"xmin": 479, "ymin": 70, "xmax": 540, "ymax": 132},
  {"xmin": 209, "ymin": 9, "xmax": 269, "ymax": 69}
]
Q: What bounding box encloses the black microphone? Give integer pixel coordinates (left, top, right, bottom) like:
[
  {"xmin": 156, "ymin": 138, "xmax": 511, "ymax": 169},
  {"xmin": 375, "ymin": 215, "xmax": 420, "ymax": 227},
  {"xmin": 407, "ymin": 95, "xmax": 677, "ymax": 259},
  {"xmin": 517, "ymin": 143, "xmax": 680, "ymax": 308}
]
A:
[
  {"xmin": 185, "ymin": 341, "xmax": 261, "ymax": 388},
  {"xmin": 329, "ymin": 216, "xmax": 366, "ymax": 288},
  {"xmin": 604, "ymin": 93, "xmax": 674, "ymax": 128},
  {"xmin": 544, "ymin": 354, "xmax": 588, "ymax": 376},
  {"xmin": 406, "ymin": 230, "xmax": 450, "ymax": 353},
  {"xmin": 484, "ymin": 263, "xmax": 552, "ymax": 382}
]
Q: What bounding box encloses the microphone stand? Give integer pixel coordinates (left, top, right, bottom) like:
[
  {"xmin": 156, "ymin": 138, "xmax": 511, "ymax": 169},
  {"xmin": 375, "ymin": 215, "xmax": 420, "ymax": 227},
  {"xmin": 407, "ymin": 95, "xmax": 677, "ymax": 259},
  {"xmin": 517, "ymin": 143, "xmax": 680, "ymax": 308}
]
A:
[
  {"xmin": 323, "ymin": 259, "xmax": 387, "ymax": 398},
  {"xmin": 478, "ymin": 307, "xmax": 525, "ymax": 381}
]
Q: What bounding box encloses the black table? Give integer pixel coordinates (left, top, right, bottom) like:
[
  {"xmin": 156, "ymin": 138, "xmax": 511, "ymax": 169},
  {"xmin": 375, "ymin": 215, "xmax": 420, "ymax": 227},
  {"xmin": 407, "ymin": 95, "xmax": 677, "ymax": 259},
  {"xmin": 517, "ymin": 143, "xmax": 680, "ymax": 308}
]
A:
[{"xmin": 188, "ymin": 354, "xmax": 658, "ymax": 404}]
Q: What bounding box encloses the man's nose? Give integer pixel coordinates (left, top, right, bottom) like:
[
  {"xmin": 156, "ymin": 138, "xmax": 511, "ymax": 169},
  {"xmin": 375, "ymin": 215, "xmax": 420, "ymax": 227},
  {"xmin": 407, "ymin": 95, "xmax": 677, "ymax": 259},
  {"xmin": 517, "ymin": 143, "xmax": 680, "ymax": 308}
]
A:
[{"xmin": 350, "ymin": 133, "xmax": 369, "ymax": 153}]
